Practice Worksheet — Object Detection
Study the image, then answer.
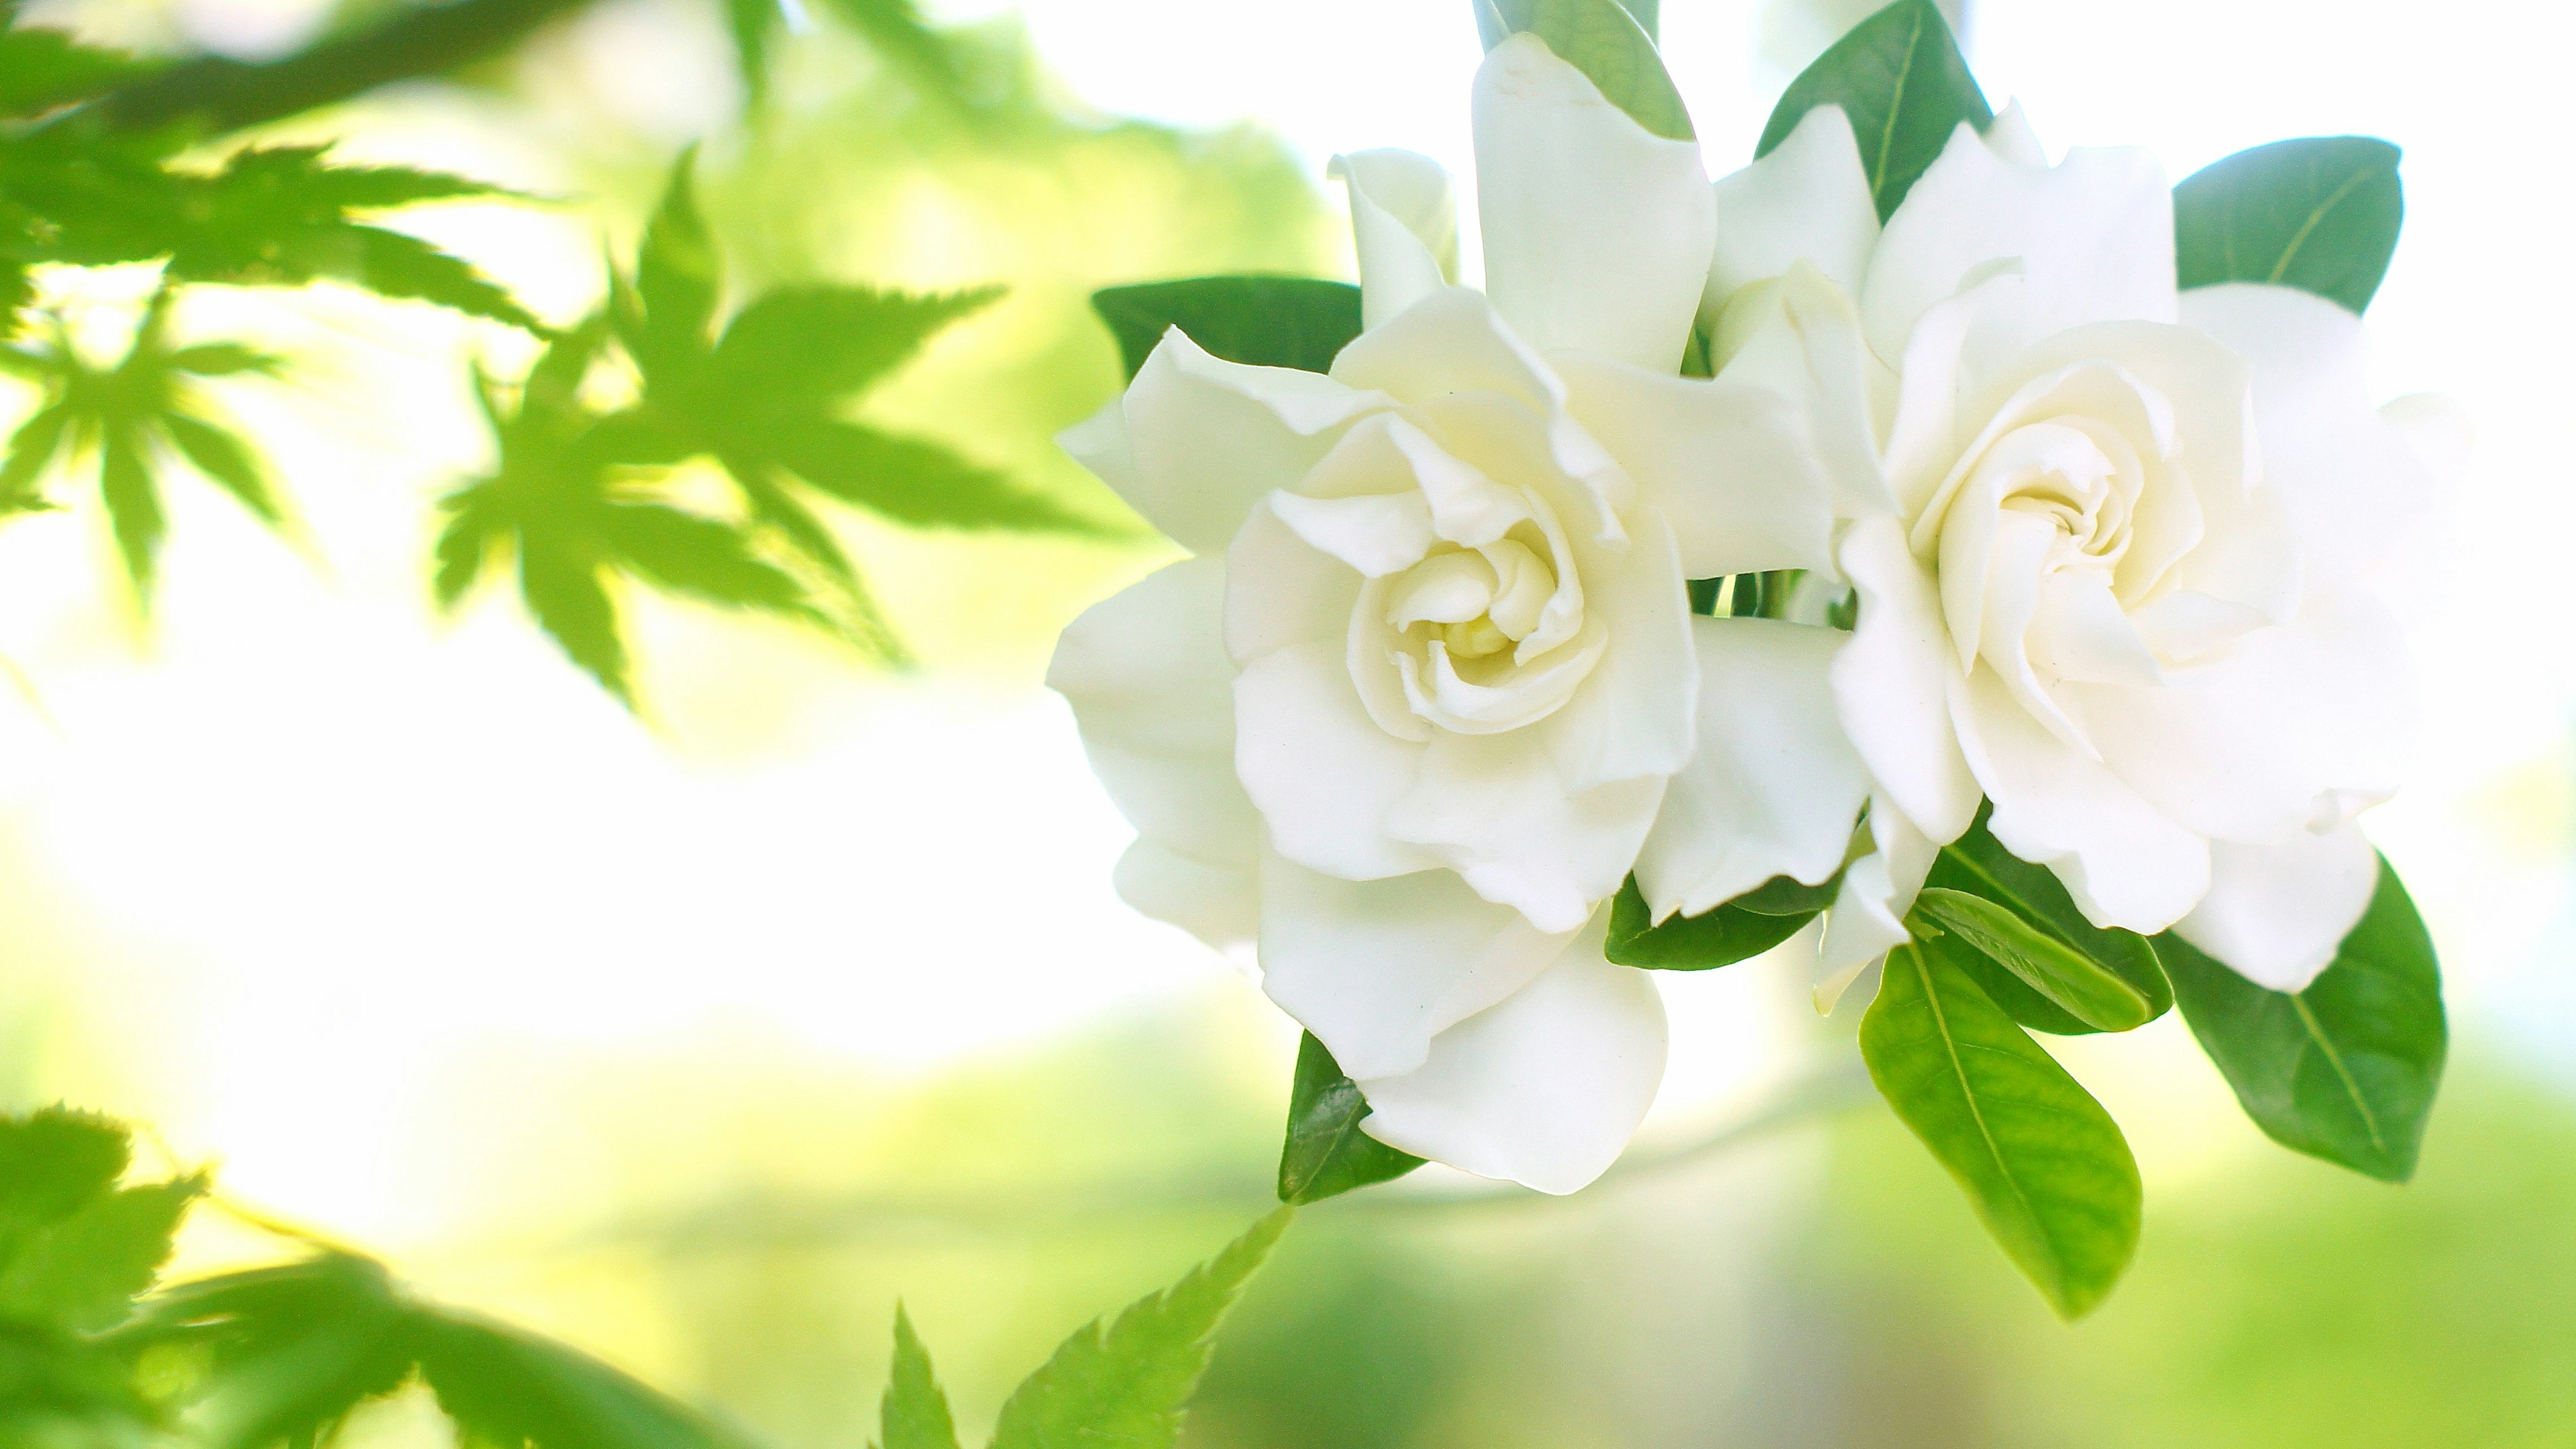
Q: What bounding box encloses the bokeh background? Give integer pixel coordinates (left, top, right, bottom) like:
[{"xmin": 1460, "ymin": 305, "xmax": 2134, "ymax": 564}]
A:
[{"xmin": 6, "ymin": 0, "xmax": 2575, "ymax": 1444}]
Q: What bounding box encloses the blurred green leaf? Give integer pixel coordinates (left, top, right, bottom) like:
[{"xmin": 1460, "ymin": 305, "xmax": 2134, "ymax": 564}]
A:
[
  {"xmin": 2161, "ymin": 856, "xmax": 2445, "ymax": 1182},
  {"xmin": 0, "ymin": 1108, "xmax": 131, "ymax": 1230},
  {"xmin": 1474, "ymin": 0, "xmax": 1690, "ymax": 140},
  {"xmin": 518, "ymin": 539, "xmax": 635, "ymax": 708},
  {"xmin": 2174, "ymin": 136, "xmax": 2403, "ymax": 314},
  {"xmin": 712, "ymin": 284, "xmax": 1000, "ymax": 416},
  {"xmin": 98, "ymin": 424, "xmax": 164, "ymax": 600},
  {"xmin": 1277, "ymin": 1033, "xmax": 1424, "ymax": 1205},
  {"xmin": 1909, "ymin": 888, "xmax": 2155, "ymax": 1033},
  {"xmin": 1923, "ymin": 809, "xmax": 2171, "ymax": 1035},
  {"xmin": 1604, "ymin": 874, "xmax": 1817, "ymax": 970},
  {"xmin": 1090, "ymin": 277, "xmax": 1361, "ymax": 380},
  {"xmin": 0, "ymin": 1176, "xmax": 201, "ymax": 1334},
  {"xmin": 988, "ymin": 1208, "xmax": 1293, "ymax": 1449},
  {"xmin": 0, "ymin": 23, "xmax": 146, "ymax": 116},
  {"xmin": 763, "ymin": 419, "xmax": 1099, "ymax": 533},
  {"xmin": 1758, "ymin": 0, "xmax": 1992, "ymax": 221},
  {"xmin": 631, "ymin": 151, "xmax": 722, "ymax": 383},
  {"xmin": 1861, "ymin": 935, "xmax": 2141, "ymax": 1320},
  {"xmin": 131, "ymin": 1256, "xmax": 419, "ymax": 1449},
  {"xmin": 591, "ymin": 500, "xmax": 824, "ymax": 623},
  {"xmin": 876, "ymin": 1305, "xmax": 961, "ymax": 1449},
  {"xmin": 415, "ymin": 1305, "xmax": 733, "ymax": 1449}
]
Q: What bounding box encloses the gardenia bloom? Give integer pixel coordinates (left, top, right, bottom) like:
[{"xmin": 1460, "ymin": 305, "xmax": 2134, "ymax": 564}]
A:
[
  {"xmin": 1049, "ymin": 34, "xmax": 1825, "ymax": 1193},
  {"xmin": 1688, "ymin": 103, "xmax": 2461, "ymax": 996}
]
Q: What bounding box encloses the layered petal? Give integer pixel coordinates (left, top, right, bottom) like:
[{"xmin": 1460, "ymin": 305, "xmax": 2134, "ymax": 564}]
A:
[
  {"xmin": 1234, "ymin": 638, "xmax": 1439, "ymax": 880},
  {"xmin": 1713, "ymin": 262, "xmax": 1894, "ymax": 519},
  {"xmin": 2178, "ymin": 282, "xmax": 2434, "ymax": 577},
  {"xmin": 1554, "ymin": 351, "xmax": 1834, "ymax": 577},
  {"xmin": 1048, "ymin": 558, "xmax": 1262, "ymax": 946},
  {"xmin": 1118, "ymin": 331, "xmax": 1388, "ymax": 553},
  {"xmin": 1333, "ymin": 148, "xmax": 1459, "ymax": 331},
  {"xmin": 2174, "ymin": 824, "xmax": 2380, "ymax": 993},
  {"xmin": 1705, "ymin": 103, "xmax": 1880, "ymax": 306},
  {"xmin": 1535, "ymin": 506, "xmax": 1698, "ymax": 791},
  {"xmin": 1391, "ymin": 729, "xmax": 1666, "ymax": 933},
  {"xmin": 1472, "ymin": 32, "xmax": 1715, "ymax": 370},
  {"xmin": 1819, "ymin": 799, "xmax": 1938, "ymax": 990},
  {"xmin": 1356, "ymin": 916, "xmax": 1668, "ymax": 1194},
  {"xmin": 1259, "ymin": 851, "xmax": 1571, "ymax": 1079},
  {"xmin": 1831, "ymin": 517, "xmax": 1980, "ymax": 843},
  {"xmin": 1864, "ymin": 125, "xmax": 2175, "ymax": 376},
  {"xmin": 1635, "ymin": 617, "xmax": 1870, "ymax": 919}
]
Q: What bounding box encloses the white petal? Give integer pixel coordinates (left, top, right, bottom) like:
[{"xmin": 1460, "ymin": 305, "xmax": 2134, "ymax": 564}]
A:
[
  {"xmin": 2078, "ymin": 586, "xmax": 2411, "ymax": 843},
  {"xmin": 1048, "ymin": 558, "xmax": 1261, "ymax": 947},
  {"xmin": 1983, "ymin": 101, "xmax": 2049, "ymax": 169},
  {"xmin": 1258, "ymin": 851, "xmax": 1572, "ymax": 1079},
  {"xmin": 1554, "ymin": 351, "xmax": 1834, "ymax": 576},
  {"xmin": 1223, "ymin": 496, "xmax": 1365, "ymax": 663},
  {"xmin": 1120, "ymin": 330, "xmax": 1388, "ymax": 553},
  {"xmin": 1819, "ymin": 799, "xmax": 1937, "ymax": 982},
  {"xmin": 1635, "ymin": 616, "xmax": 1870, "ymax": 918},
  {"xmin": 1234, "ymin": 639, "xmax": 1439, "ymax": 881},
  {"xmin": 1473, "ymin": 32, "xmax": 1715, "ymax": 370},
  {"xmin": 1538, "ymin": 507, "xmax": 1699, "ymax": 792},
  {"xmin": 1391, "ymin": 730, "xmax": 1666, "ymax": 933},
  {"xmin": 1831, "ymin": 517, "xmax": 1981, "ymax": 843},
  {"xmin": 1713, "ymin": 262, "xmax": 1894, "ymax": 519},
  {"xmin": 2174, "ymin": 824, "xmax": 2380, "ymax": 993},
  {"xmin": 1331, "ymin": 285, "xmax": 1563, "ymax": 411},
  {"xmin": 2383, "ymin": 392, "xmax": 2473, "ymax": 489},
  {"xmin": 1864, "ymin": 126, "xmax": 2176, "ymax": 375},
  {"xmin": 1705, "ymin": 103, "xmax": 1881, "ymax": 307},
  {"xmin": 1267, "ymin": 490, "xmax": 1440, "ymax": 577},
  {"xmin": 2178, "ymin": 283, "xmax": 2434, "ymax": 576},
  {"xmin": 1332, "ymin": 148, "xmax": 1459, "ymax": 331},
  {"xmin": 1952, "ymin": 667, "xmax": 2209, "ymax": 932},
  {"xmin": 1356, "ymin": 917, "xmax": 1668, "ymax": 1194}
]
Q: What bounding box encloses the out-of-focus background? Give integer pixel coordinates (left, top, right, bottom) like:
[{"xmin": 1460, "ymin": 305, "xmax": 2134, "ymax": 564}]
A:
[{"xmin": 5, "ymin": 0, "xmax": 2573, "ymax": 1444}]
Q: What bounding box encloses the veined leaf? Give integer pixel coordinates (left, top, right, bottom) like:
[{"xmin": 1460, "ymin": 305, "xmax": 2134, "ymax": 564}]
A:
[
  {"xmin": 987, "ymin": 1208, "xmax": 1293, "ymax": 1449},
  {"xmin": 1474, "ymin": 0, "xmax": 1692, "ymax": 141},
  {"xmin": 712, "ymin": 284, "xmax": 1000, "ymax": 410},
  {"xmin": 1277, "ymin": 1033, "xmax": 1424, "ymax": 1205},
  {"xmin": 1090, "ymin": 277, "xmax": 1362, "ymax": 380},
  {"xmin": 766, "ymin": 420, "xmax": 1099, "ymax": 533},
  {"xmin": 1758, "ymin": 0, "xmax": 1992, "ymax": 221},
  {"xmin": 1909, "ymin": 888, "xmax": 2154, "ymax": 1032},
  {"xmin": 2174, "ymin": 136, "xmax": 2403, "ymax": 315},
  {"xmin": 1923, "ymin": 810, "xmax": 2171, "ymax": 1035},
  {"xmin": 877, "ymin": 1305, "xmax": 961, "ymax": 1449},
  {"xmin": 1604, "ymin": 874, "xmax": 1816, "ymax": 971},
  {"xmin": 1862, "ymin": 936, "xmax": 2142, "ymax": 1319},
  {"xmin": 2161, "ymin": 855, "xmax": 2444, "ymax": 1181}
]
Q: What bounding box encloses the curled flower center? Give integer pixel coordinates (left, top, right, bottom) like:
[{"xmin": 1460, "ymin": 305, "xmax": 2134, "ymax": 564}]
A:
[{"xmin": 1385, "ymin": 533, "xmax": 1557, "ymax": 668}]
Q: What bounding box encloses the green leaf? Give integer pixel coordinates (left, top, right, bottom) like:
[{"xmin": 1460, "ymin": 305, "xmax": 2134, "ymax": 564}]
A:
[
  {"xmin": 812, "ymin": 0, "xmax": 965, "ymax": 99},
  {"xmin": 161, "ymin": 413, "xmax": 284, "ymax": 527},
  {"xmin": 1474, "ymin": 0, "xmax": 1692, "ymax": 140},
  {"xmin": 877, "ymin": 1304, "xmax": 961, "ymax": 1449},
  {"xmin": 0, "ymin": 1109, "xmax": 131, "ymax": 1233},
  {"xmin": 2161, "ymin": 855, "xmax": 2445, "ymax": 1182},
  {"xmin": 591, "ymin": 501, "xmax": 820, "ymax": 623},
  {"xmin": 2173, "ymin": 136, "xmax": 2404, "ymax": 315},
  {"xmin": 0, "ymin": 1175, "xmax": 201, "ymax": 1332},
  {"xmin": 134, "ymin": 1256, "xmax": 421, "ymax": 1449},
  {"xmin": 1603, "ymin": 874, "xmax": 1816, "ymax": 971},
  {"xmin": 635, "ymin": 151, "xmax": 722, "ymax": 376},
  {"xmin": 1861, "ymin": 936, "xmax": 2142, "ymax": 1319},
  {"xmin": 413, "ymin": 1305, "xmax": 730, "ymax": 1449},
  {"xmin": 1277, "ymin": 1033, "xmax": 1424, "ymax": 1205},
  {"xmin": 1909, "ymin": 887, "xmax": 2155, "ymax": 1032},
  {"xmin": 0, "ymin": 26, "xmax": 146, "ymax": 115},
  {"xmin": 321, "ymin": 225, "xmax": 544, "ymax": 333},
  {"xmin": 988, "ymin": 1208, "xmax": 1293, "ymax": 1449},
  {"xmin": 1757, "ymin": 0, "xmax": 1992, "ymax": 221},
  {"xmin": 98, "ymin": 424, "xmax": 164, "ymax": 600},
  {"xmin": 0, "ymin": 404, "xmax": 71, "ymax": 504},
  {"xmin": 166, "ymin": 343, "xmax": 281, "ymax": 377},
  {"xmin": 710, "ymin": 284, "xmax": 999, "ymax": 410},
  {"xmin": 765, "ymin": 420, "xmax": 1099, "ymax": 533},
  {"xmin": 1089, "ymin": 277, "xmax": 1362, "ymax": 381},
  {"xmin": 1923, "ymin": 810, "xmax": 2171, "ymax": 1035},
  {"xmin": 518, "ymin": 543, "xmax": 632, "ymax": 706},
  {"xmin": 722, "ymin": 0, "xmax": 777, "ymax": 104},
  {"xmin": 432, "ymin": 486, "xmax": 506, "ymax": 610}
]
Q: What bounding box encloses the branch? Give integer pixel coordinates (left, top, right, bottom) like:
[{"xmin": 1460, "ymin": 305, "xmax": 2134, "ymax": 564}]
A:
[{"xmin": 96, "ymin": 0, "xmax": 592, "ymax": 133}]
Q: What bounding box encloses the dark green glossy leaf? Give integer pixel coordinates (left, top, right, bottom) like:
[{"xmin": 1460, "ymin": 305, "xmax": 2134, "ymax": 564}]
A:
[
  {"xmin": 1474, "ymin": 0, "xmax": 1691, "ymax": 140},
  {"xmin": 1924, "ymin": 810, "xmax": 2171, "ymax": 1034},
  {"xmin": 414, "ymin": 1304, "xmax": 730, "ymax": 1449},
  {"xmin": 1090, "ymin": 277, "xmax": 1362, "ymax": 380},
  {"xmin": 2162, "ymin": 855, "xmax": 2445, "ymax": 1181},
  {"xmin": 767, "ymin": 419, "xmax": 1099, "ymax": 533},
  {"xmin": 2174, "ymin": 136, "xmax": 2403, "ymax": 315},
  {"xmin": 1758, "ymin": 0, "xmax": 1991, "ymax": 221},
  {"xmin": 1604, "ymin": 874, "xmax": 1816, "ymax": 970},
  {"xmin": 988, "ymin": 1208, "xmax": 1293, "ymax": 1449},
  {"xmin": 712, "ymin": 284, "xmax": 999, "ymax": 412},
  {"xmin": 1862, "ymin": 935, "xmax": 2142, "ymax": 1319},
  {"xmin": 518, "ymin": 543, "xmax": 631, "ymax": 706},
  {"xmin": 878, "ymin": 1304, "xmax": 962, "ymax": 1449},
  {"xmin": 1277, "ymin": 1032, "xmax": 1424, "ymax": 1205},
  {"xmin": 1910, "ymin": 887, "xmax": 2154, "ymax": 1032}
]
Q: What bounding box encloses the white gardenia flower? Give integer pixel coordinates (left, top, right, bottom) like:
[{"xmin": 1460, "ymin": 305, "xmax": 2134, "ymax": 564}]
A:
[
  {"xmin": 1048, "ymin": 34, "xmax": 1826, "ymax": 1193},
  {"xmin": 1684, "ymin": 101, "xmax": 2463, "ymax": 997}
]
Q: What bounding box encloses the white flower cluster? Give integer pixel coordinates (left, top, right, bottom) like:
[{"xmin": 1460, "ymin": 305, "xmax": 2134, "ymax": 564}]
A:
[{"xmin": 1049, "ymin": 33, "xmax": 2455, "ymax": 1193}]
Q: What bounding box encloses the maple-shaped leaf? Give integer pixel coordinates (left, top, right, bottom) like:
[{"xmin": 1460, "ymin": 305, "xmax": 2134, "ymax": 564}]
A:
[{"xmin": 0, "ymin": 292, "xmax": 292, "ymax": 606}]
